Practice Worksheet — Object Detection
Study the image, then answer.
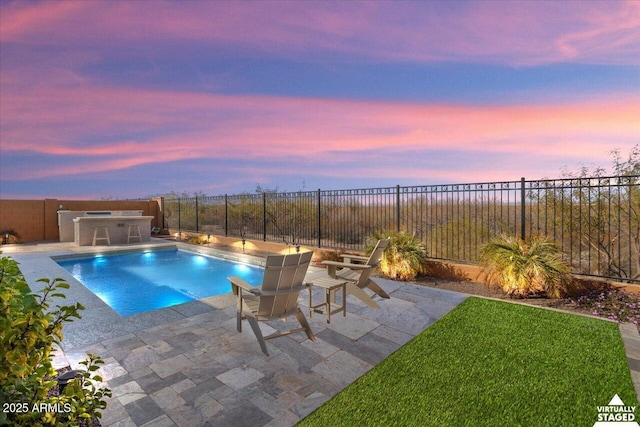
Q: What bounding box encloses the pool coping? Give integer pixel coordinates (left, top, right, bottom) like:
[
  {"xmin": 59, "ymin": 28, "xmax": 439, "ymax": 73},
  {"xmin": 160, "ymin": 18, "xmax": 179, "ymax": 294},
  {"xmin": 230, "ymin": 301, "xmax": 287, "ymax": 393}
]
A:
[{"xmin": 49, "ymin": 242, "xmax": 269, "ymax": 267}]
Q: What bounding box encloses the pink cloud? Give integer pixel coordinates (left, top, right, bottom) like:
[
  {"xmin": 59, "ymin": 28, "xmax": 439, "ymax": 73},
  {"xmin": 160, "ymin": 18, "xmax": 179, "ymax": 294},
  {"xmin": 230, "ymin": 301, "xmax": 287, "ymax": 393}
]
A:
[
  {"xmin": 2, "ymin": 78, "xmax": 638, "ymax": 181},
  {"xmin": 554, "ymin": 1, "xmax": 640, "ymax": 65},
  {"xmin": 2, "ymin": 1, "xmax": 638, "ymax": 66}
]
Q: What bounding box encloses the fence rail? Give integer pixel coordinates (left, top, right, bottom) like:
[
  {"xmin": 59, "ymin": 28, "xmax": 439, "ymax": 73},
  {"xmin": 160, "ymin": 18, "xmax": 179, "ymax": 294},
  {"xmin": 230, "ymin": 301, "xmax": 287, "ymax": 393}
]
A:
[{"xmin": 162, "ymin": 175, "xmax": 640, "ymax": 283}]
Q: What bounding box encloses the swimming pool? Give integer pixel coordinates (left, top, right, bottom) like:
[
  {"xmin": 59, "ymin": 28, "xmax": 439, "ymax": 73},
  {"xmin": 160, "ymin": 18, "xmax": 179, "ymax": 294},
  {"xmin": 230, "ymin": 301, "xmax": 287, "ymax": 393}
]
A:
[{"xmin": 55, "ymin": 249, "xmax": 264, "ymax": 316}]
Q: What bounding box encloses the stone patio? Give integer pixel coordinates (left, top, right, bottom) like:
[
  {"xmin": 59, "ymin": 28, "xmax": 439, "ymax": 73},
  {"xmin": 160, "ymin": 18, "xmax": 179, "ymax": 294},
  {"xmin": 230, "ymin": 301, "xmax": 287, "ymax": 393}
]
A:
[
  {"xmin": 4, "ymin": 241, "xmax": 639, "ymax": 426},
  {"xmin": 82, "ymin": 278, "xmax": 467, "ymax": 427},
  {"xmin": 6, "ymin": 241, "xmax": 469, "ymax": 426}
]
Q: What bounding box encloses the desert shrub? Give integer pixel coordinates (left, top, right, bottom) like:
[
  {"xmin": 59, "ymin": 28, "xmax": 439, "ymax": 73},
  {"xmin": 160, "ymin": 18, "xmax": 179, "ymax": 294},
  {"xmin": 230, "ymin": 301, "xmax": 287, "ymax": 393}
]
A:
[
  {"xmin": 480, "ymin": 234, "xmax": 571, "ymax": 298},
  {"xmin": 1, "ymin": 229, "xmax": 20, "ymax": 244},
  {"xmin": 366, "ymin": 231, "xmax": 428, "ymax": 281},
  {"xmin": 570, "ymin": 288, "xmax": 640, "ymax": 324},
  {"xmin": 0, "ymin": 255, "xmax": 111, "ymax": 426},
  {"xmin": 185, "ymin": 234, "xmax": 205, "ymax": 244}
]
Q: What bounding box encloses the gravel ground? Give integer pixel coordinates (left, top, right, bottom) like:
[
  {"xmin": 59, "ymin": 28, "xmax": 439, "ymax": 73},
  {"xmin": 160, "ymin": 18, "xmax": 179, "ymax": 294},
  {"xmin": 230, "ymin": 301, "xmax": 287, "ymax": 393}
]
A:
[{"xmin": 413, "ymin": 275, "xmax": 640, "ymax": 333}]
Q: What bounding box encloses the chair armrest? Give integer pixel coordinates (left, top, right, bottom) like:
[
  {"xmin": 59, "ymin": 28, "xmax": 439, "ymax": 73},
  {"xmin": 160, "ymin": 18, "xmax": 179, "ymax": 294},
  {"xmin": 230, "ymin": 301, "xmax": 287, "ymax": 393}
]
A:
[
  {"xmin": 322, "ymin": 261, "xmax": 371, "ymax": 270},
  {"xmin": 228, "ymin": 276, "xmax": 260, "ymax": 296},
  {"xmin": 340, "ymin": 254, "xmax": 369, "ymax": 264},
  {"xmin": 258, "ymin": 284, "xmax": 308, "ymax": 297},
  {"xmin": 322, "ymin": 261, "xmax": 371, "ymax": 278}
]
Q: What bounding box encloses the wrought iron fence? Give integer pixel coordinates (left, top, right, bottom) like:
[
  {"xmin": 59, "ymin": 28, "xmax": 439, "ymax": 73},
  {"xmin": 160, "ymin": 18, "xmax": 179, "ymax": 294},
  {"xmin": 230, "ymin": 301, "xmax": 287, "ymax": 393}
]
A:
[{"xmin": 162, "ymin": 174, "xmax": 640, "ymax": 283}]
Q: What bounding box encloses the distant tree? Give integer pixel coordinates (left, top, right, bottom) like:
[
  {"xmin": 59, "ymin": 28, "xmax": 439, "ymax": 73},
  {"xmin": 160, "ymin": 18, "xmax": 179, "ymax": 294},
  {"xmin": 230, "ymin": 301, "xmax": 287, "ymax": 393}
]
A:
[
  {"xmin": 254, "ymin": 184, "xmax": 279, "ymax": 194},
  {"xmin": 547, "ymin": 144, "xmax": 640, "ymax": 280},
  {"xmin": 227, "ymin": 193, "xmax": 262, "ymax": 239}
]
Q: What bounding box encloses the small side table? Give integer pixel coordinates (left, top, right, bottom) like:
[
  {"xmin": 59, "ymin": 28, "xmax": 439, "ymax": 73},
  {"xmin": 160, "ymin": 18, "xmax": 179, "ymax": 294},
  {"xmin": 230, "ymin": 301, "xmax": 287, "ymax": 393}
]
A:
[{"xmin": 308, "ymin": 277, "xmax": 348, "ymax": 323}]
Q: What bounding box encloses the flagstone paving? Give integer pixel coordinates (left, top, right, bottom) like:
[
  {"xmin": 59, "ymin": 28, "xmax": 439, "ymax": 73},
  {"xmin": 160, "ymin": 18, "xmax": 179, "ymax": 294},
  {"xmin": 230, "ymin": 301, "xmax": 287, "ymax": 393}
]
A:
[
  {"xmin": 5, "ymin": 241, "xmax": 639, "ymax": 426},
  {"xmin": 64, "ymin": 274, "xmax": 465, "ymax": 427}
]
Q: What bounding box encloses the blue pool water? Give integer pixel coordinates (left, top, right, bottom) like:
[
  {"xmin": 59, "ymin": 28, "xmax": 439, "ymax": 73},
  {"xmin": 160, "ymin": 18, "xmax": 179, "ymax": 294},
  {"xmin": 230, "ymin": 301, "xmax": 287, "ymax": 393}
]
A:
[{"xmin": 56, "ymin": 249, "xmax": 264, "ymax": 316}]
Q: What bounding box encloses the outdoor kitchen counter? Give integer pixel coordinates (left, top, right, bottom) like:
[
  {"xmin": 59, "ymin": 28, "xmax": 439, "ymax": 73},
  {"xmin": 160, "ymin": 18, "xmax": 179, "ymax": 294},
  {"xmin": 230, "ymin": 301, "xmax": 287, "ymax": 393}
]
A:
[{"xmin": 73, "ymin": 216, "xmax": 153, "ymax": 246}]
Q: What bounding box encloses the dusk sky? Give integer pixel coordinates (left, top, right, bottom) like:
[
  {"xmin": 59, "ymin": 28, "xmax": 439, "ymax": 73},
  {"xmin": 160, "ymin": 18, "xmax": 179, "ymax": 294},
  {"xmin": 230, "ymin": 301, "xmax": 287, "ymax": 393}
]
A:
[{"xmin": 1, "ymin": 0, "xmax": 639, "ymax": 200}]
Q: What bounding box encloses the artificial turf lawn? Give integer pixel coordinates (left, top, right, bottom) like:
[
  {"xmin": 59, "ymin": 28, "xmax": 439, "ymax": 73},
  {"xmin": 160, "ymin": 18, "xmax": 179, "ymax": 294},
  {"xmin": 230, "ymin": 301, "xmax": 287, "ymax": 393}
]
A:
[{"xmin": 299, "ymin": 297, "xmax": 638, "ymax": 427}]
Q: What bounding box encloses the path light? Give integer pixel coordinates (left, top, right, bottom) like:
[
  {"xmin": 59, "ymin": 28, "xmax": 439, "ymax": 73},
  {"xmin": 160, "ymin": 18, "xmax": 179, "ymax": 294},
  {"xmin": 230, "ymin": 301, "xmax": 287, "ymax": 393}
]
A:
[
  {"xmin": 207, "ymin": 234, "xmax": 211, "ymax": 243},
  {"xmin": 57, "ymin": 370, "xmax": 80, "ymax": 393},
  {"xmin": 242, "ymin": 238, "xmax": 246, "ymax": 253}
]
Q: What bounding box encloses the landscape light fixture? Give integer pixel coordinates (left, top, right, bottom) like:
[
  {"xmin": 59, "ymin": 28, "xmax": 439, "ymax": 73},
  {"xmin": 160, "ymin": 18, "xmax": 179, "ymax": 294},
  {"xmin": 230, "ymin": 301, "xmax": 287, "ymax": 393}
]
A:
[{"xmin": 56, "ymin": 370, "xmax": 80, "ymax": 393}]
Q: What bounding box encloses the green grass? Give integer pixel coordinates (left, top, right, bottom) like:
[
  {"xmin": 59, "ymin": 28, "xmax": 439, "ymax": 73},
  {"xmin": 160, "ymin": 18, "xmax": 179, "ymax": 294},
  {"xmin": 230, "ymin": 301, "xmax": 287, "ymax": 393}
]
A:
[{"xmin": 299, "ymin": 297, "xmax": 638, "ymax": 427}]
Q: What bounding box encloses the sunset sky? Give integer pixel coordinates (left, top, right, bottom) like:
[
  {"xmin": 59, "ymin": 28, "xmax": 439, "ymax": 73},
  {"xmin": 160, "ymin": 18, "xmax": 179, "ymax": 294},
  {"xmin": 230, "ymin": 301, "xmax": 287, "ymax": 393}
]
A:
[{"xmin": 1, "ymin": 0, "xmax": 639, "ymax": 200}]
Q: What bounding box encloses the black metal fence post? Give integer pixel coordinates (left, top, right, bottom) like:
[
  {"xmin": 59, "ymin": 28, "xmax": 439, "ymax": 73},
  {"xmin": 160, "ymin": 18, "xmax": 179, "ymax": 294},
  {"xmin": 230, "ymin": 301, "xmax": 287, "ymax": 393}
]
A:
[
  {"xmin": 317, "ymin": 188, "xmax": 322, "ymax": 248},
  {"xmin": 224, "ymin": 194, "xmax": 228, "ymax": 236},
  {"xmin": 177, "ymin": 198, "xmax": 181, "ymax": 234},
  {"xmin": 520, "ymin": 177, "xmax": 526, "ymax": 241},
  {"xmin": 195, "ymin": 196, "xmax": 199, "ymax": 232},
  {"xmin": 396, "ymin": 185, "xmax": 401, "ymax": 233},
  {"xmin": 263, "ymin": 192, "xmax": 267, "ymax": 242},
  {"xmin": 161, "ymin": 197, "xmax": 165, "ymax": 230}
]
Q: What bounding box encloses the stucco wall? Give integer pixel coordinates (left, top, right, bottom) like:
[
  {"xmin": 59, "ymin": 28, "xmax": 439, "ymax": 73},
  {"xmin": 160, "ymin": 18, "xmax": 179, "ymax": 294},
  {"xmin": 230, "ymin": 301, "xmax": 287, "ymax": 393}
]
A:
[
  {"xmin": 0, "ymin": 198, "xmax": 162, "ymax": 242},
  {"xmin": 0, "ymin": 200, "xmax": 45, "ymax": 243}
]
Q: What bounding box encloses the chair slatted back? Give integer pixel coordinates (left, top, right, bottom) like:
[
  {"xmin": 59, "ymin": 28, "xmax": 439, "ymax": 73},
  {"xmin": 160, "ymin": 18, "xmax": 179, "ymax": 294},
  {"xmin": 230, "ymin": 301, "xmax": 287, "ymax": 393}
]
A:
[
  {"xmin": 367, "ymin": 238, "xmax": 390, "ymax": 267},
  {"xmin": 258, "ymin": 251, "xmax": 312, "ymax": 317}
]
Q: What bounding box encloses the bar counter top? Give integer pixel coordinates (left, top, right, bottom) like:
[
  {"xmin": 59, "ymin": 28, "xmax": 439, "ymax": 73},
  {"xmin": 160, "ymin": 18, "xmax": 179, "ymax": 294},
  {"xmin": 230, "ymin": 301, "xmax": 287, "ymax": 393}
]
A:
[{"xmin": 73, "ymin": 216, "xmax": 153, "ymax": 246}]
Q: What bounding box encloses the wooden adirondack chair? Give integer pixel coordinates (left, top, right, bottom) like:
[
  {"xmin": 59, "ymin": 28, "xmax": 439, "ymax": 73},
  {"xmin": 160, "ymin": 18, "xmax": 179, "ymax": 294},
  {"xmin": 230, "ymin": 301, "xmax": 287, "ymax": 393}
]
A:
[
  {"xmin": 322, "ymin": 238, "xmax": 391, "ymax": 309},
  {"xmin": 228, "ymin": 251, "xmax": 315, "ymax": 356}
]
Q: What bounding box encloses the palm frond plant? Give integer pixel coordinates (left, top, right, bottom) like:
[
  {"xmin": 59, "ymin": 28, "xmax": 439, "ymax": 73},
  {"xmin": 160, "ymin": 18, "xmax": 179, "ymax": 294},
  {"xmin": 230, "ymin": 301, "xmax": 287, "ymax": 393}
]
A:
[
  {"xmin": 366, "ymin": 231, "xmax": 428, "ymax": 281},
  {"xmin": 479, "ymin": 233, "xmax": 571, "ymax": 298}
]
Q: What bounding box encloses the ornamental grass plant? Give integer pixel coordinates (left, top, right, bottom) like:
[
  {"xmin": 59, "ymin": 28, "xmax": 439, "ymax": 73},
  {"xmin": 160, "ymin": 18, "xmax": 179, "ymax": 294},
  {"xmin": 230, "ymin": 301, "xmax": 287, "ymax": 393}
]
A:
[
  {"xmin": 480, "ymin": 233, "xmax": 571, "ymax": 298},
  {"xmin": 366, "ymin": 231, "xmax": 428, "ymax": 281}
]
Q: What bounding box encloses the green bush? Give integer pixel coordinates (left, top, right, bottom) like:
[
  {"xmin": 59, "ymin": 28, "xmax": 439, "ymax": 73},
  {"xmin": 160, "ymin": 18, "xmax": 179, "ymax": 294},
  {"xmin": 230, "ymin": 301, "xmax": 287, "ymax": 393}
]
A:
[
  {"xmin": 0, "ymin": 255, "xmax": 111, "ymax": 426},
  {"xmin": 479, "ymin": 234, "xmax": 571, "ymax": 298},
  {"xmin": 366, "ymin": 231, "xmax": 428, "ymax": 281}
]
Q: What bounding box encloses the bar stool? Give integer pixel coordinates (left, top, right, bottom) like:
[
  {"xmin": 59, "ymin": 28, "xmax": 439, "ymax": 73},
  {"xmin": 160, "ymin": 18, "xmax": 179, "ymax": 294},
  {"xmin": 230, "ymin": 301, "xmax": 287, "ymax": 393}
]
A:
[
  {"xmin": 127, "ymin": 224, "xmax": 142, "ymax": 243},
  {"xmin": 92, "ymin": 226, "xmax": 111, "ymax": 246}
]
